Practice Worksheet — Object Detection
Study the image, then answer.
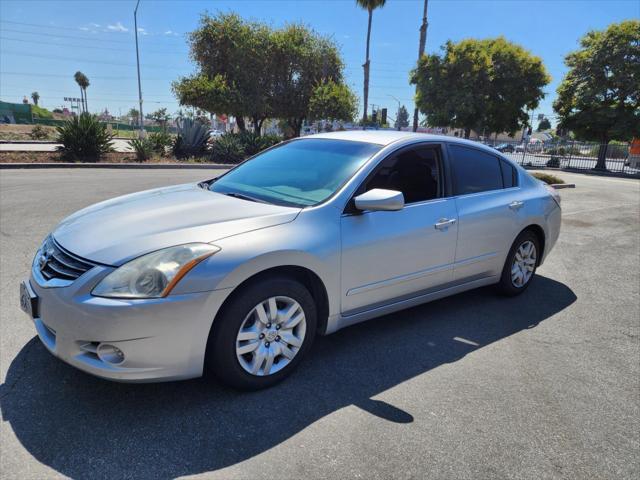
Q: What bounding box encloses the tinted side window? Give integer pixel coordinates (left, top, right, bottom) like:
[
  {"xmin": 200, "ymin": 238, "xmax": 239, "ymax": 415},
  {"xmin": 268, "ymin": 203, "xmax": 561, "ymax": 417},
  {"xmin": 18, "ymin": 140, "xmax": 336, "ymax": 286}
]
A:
[
  {"xmin": 364, "ymin": 146, "xmax": 441, "ymax": 203},
  {"xmin": 449, "ymin": 145, "xmax": 503, "ymax": 195},
  {"xmin": 500, "ymin": 159, "xmax": 517, "ymax": 188}
]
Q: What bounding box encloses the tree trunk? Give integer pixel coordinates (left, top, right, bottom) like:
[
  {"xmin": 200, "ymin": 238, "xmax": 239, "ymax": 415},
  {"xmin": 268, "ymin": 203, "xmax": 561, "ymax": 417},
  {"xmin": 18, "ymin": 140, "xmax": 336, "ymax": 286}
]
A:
[
  {"xmin": 595, "ymin": 136, "xmax": 609, "ymax": 170},
  {"xmin": 79, "ymin": 88, "xmax": 85, "ymax": 114},
  {"xmin": 362, "ymin": 9, "xmax": 373, "ymax": 126},
  {"xmin": 251, "ymin": 116, "xmax": 265, "ymax": 136},
  {"xmin": 83, "ymin": 88, "xmax": 88, "ymax": 113},
  {"xmin": 236, "ymin": 116, "xmax": 246, "ymax": 132},
  {"xmin": 464, "ymin": 127, "xmax": 471, "ymax": 139}
]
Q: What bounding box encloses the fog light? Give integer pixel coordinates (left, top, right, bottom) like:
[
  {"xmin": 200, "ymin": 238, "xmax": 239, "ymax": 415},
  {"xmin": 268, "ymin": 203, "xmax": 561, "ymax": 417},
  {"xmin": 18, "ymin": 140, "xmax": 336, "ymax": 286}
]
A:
[{"xmin": 97, "ymin": 344, "xmax": 125, "ymax": 365}]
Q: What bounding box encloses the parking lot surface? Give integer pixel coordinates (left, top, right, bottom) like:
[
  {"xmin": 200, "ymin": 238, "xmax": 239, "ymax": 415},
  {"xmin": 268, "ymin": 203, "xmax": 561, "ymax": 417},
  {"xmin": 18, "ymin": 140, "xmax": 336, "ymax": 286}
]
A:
[{"xmin": 1, "ymin": 168, "xmax": 638, "ymax": 479}]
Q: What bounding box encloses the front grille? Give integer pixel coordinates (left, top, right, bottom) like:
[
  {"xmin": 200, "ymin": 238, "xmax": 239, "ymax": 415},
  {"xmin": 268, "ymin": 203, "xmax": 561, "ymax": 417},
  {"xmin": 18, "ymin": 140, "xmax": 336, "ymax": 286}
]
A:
[{"xmin": 39, "ymin": 236, "xmax": 96, "ymax": 281}]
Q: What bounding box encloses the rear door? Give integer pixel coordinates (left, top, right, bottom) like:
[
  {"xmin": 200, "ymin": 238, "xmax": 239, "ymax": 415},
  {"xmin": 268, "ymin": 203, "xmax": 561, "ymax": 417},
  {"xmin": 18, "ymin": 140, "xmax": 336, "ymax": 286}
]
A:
[{"xmin": 447, "ymin": 144, "xmax": 525, "ymax": 281}]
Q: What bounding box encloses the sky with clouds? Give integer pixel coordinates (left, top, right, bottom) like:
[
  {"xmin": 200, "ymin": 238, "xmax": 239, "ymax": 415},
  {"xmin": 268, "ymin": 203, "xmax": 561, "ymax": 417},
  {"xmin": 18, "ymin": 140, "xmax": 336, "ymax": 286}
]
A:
[{"xmin": 0, "ymin": 0, "xmax": 637, "ymax": 127}]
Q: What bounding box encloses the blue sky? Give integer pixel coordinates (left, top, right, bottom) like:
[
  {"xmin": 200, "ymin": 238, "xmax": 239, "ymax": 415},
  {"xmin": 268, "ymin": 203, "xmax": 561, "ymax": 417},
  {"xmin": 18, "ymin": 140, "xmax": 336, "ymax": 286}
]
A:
[{"xmin": 1, "ymin": 0, "xmax": 637, "ymax": 127}]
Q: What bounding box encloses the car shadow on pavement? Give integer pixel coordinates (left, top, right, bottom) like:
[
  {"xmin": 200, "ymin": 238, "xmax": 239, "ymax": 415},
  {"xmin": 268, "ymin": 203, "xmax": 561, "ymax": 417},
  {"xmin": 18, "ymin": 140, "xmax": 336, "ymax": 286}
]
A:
[{"xmin": 0, "ymin": 275, "xmax": 576, "ymax": 480}]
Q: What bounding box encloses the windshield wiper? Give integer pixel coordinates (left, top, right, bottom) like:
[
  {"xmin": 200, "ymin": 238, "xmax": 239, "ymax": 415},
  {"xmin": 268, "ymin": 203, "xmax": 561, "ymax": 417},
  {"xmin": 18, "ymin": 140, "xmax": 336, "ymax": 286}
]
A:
[{"xmin": 223, "ymin": 192, "xmax": 267, "ymax": 203}]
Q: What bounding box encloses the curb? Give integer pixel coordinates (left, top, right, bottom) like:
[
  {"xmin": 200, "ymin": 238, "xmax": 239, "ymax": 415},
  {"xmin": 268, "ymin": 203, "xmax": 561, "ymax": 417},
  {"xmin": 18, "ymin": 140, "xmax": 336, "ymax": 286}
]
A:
[
  {"xmin": 524, "ymin": 165, "xmax": 640, "ymax": 180},
  {"xmin": 0, "ymin": 162, "xmax": 231, "ymax": 170},
  {"xmin": 0, "ymin": 140, "xmax": 59, "ymax": 145},
  {"xmin": 551, "ymin": 183, "xmax": 576, "ymax": 189}
]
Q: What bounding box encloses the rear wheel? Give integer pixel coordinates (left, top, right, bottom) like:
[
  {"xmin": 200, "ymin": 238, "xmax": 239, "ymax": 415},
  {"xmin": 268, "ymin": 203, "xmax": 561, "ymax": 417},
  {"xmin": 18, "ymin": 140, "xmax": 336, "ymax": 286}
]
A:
[
  {"xmin": 498, "ymin": 230, "xmax": 540, "ymax": 296},
  {"xmin": 207, "ymin": 276, "xmax": 317, "ymax": 390}
]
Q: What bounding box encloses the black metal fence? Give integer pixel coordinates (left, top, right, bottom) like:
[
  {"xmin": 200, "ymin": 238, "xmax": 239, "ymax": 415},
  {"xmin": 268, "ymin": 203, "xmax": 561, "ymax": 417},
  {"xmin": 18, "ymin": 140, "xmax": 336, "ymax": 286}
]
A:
[{"xmin": 473, "ymin": 139, "xmax": 639, "ymax": 176}]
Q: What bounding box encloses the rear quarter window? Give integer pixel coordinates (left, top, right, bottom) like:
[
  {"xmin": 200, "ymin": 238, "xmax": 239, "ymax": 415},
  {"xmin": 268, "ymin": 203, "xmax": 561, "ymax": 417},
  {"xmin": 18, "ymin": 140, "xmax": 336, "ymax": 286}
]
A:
[{"xmin": 500, "ymin": 158, "xmax": 517, "ymax": 188}]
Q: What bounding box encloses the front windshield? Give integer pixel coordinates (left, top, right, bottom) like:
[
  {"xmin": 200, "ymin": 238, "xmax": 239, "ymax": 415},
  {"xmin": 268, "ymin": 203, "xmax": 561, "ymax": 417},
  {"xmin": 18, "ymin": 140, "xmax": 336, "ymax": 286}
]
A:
[{"xmin": 210, "ymin": 138, "xmax": 381, "ymax": 207}]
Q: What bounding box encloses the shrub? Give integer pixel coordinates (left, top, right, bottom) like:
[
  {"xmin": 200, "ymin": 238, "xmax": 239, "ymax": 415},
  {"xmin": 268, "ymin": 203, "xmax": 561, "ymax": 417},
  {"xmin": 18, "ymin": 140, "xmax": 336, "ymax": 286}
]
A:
[
  {"xmin": 531, "ymin": 172, "xmax": 565, "ymax": 184},
  {"xmin": 546, "ymin": 156, "xmax": 561, "ymax": 168},
  {"xmin": 55, "ymin": 113, "xmax": 114, "ymax": 161},
  {"xmin": 210, "ymin": 134, "xmax": 245, "ymax": 164},
  {"xmin": 29, "ymin": 124, "xmax": 49, "ymax": 140},
  {"xmin": 172, "ymin": 118, "xmax": 208, "ymax": 159},
  {"xmin": 129, "ymin": 138, "xmax": 153, "ymax": 162},
  {"xmin": 31, "ymin": 105, "xmax": 53, "ymax": 119},
  {"xmin": 545, "ymin": 146, "xmax": 566, "ymax": 156},
  {"xmin": 147, "ymin": 131, "xmax": 173, "ymax": 156}
]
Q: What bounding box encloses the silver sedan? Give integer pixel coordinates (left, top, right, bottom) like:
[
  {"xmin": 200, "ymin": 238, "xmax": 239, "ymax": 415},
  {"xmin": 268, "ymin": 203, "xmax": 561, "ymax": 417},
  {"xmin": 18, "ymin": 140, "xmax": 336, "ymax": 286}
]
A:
[{"xmin": 20, "ymin": 131, "xmax": 561, "ymax": 390}]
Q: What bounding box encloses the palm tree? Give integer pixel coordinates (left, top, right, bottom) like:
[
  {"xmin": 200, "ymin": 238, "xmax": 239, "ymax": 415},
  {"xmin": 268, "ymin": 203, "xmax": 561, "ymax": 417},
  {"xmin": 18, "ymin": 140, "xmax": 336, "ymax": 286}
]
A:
[
  {"xmin": 74, "ymin": 71, "xmax": 90, "ymax": 113},
  {"xmin": 356, "ymin": 0, "xmax": 386, "ymax": 125},
  {"xmin": 31, "ymin": 91, "xmax": 40, "ymax": 106}
]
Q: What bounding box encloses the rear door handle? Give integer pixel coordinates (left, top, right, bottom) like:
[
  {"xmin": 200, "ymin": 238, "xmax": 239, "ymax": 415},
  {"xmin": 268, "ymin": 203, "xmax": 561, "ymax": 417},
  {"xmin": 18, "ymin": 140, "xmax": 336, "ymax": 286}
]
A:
[
  {"xmin": 509, "ymin": 201, "xmax": 524, "ymax": 211},
  {"xmin": 434, "ymin": 218, "xmax": 457, "ymax": 230}
]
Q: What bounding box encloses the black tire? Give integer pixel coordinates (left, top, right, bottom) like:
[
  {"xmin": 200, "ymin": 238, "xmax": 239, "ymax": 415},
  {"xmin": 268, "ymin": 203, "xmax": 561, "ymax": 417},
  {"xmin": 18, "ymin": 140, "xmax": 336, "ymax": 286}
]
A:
[
  {"xmin": 497, "ymin": 230, "xmax": 540, "ymax": 296},
  {"xmin": 206, "ymin": 275, "xmax": 317, "ymax": 390}
]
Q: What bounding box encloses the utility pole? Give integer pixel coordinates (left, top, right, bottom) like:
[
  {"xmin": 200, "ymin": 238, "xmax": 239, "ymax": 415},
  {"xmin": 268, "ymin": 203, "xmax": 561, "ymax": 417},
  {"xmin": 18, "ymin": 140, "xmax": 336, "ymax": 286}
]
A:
[
  {"xmin": 412, "ymin": 0, "xmax": 429, "ymax": 132},
  {"xmin": 389, "ymin": 95, "xmax": 401, "ymax": 130},
  {"xmin": 134, "ymin": 0, "xmax": 144, "ymax": 137}
]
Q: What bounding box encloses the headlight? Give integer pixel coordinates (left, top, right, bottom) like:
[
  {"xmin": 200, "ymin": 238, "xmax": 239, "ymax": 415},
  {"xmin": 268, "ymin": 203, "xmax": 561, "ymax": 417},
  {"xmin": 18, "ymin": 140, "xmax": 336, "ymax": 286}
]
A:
[{"xmin": 92, "ymin": 243, "xmax": 220, "ymax": 299}]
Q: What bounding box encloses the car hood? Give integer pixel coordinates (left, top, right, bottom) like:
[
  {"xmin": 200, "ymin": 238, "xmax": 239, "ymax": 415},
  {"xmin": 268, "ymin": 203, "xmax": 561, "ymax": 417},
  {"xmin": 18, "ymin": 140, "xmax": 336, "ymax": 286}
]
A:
[{"xmin": 52, "ymin": 183, "xmax": 301, "ymax": 265}]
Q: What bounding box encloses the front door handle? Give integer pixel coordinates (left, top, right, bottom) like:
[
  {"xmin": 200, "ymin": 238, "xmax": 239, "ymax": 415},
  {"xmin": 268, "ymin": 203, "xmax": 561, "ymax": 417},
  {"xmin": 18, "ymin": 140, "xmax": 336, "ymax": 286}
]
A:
[
  {"xmin": 509, "ymin": 201, "xmax": 524, "ymax": 211},
  {"xmin": 434, "ymin": 218, "xmax": 457, "ymax": 230}
]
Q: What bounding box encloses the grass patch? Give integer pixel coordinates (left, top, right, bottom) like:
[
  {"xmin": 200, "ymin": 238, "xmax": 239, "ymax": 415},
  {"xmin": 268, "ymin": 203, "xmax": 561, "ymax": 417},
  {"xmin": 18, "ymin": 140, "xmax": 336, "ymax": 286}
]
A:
[
  {"xmin": 531, "ymin": 172, "xmax": 565, "ymax": 184},
  {"xmin": 0, "ymin": 124, "xmax": 57, "ymax": 141}
]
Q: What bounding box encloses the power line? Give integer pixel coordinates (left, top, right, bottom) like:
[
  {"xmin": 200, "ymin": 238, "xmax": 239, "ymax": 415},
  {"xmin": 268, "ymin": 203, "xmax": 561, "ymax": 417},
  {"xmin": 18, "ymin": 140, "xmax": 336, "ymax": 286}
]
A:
[
  {"xmin": 0, "ymin": 94, "xmax": 179, "ymax": 105},
  {"xmin": 0, "ymin": 71, "xmax": 171, "ymax": 81},
  {"xmin": 0, "ymin": 50, "xmax": 189, "ymax": 70},
  {"xmin": 1, "ymin": 85, "xmax": 177, "ymax": 99},
  {"xmin": 0, "ymin": 20, "xmax": 184, "ymax": 42},
  {"xmin": 0, "ymin": 36, "xmax": 186, "ymax": 55}
]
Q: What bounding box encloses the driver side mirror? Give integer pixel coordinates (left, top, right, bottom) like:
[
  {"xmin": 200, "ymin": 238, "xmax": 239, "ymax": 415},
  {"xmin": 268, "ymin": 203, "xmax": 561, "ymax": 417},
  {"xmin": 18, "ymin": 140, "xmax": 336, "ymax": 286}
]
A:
[{"xmin": 354, "ymin": 188, "xmax": 404, "ymax": 212}]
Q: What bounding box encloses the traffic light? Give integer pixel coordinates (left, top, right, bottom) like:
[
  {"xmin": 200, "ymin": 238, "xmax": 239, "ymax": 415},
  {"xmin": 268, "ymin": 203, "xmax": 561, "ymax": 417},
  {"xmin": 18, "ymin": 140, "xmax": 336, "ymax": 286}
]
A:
[{"xmin": 381, "ymin": 108, "xmax": 387, "ymax": 125}]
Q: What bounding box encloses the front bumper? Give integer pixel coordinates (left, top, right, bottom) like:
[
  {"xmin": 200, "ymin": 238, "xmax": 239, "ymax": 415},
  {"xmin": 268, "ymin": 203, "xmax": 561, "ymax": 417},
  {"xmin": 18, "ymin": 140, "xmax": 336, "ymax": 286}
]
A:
[{"xmin": 26, "ymin": 264, "xmax": 232, "ymax": 382}]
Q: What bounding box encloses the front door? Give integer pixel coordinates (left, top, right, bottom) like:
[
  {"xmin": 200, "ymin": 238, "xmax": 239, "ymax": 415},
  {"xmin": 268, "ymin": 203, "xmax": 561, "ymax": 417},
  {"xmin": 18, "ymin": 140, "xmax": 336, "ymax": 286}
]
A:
[{"xmin": 340, "ymin": 144, "xmax": 458, "ymax": 314}]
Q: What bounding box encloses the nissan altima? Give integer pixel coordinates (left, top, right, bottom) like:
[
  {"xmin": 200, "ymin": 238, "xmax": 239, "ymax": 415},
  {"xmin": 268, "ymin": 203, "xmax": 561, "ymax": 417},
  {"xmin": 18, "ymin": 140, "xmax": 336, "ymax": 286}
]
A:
[{"xmin": 20, "ymin": 131, "xmax": 561, "ymax": 390}]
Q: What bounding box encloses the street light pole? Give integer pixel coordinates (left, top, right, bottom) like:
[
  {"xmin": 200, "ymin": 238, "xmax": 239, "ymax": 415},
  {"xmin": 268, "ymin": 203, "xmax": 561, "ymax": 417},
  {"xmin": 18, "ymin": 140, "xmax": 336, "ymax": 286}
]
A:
[
  {"xmin": 134, "ymin": 0, "xmax": 144, "ymax": 137},
  {"xmin": 412, "ymin": 0, "xmax": 429, "ymax": 132}
]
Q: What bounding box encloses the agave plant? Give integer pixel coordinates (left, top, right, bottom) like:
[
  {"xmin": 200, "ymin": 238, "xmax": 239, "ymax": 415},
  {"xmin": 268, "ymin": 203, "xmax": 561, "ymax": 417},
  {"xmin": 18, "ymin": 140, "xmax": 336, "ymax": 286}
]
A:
[
  {"xmin": 56, "ymin": 113, "xmax": 114, "ymax": 161},
  {"xmin": 172, "ymin": 117, "xmax": 208, "ymax": 159},
  {"xmin": 129, "ymin": 138, "xmax": 153, "ymax": 162},
  {"xmin": 210, "ymin": 134, "xmax": 245, "ymax": 164}
]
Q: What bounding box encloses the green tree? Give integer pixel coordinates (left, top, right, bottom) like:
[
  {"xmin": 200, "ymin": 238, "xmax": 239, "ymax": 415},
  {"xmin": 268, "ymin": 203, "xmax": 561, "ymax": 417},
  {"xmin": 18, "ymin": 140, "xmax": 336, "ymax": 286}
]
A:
[
  {"xmin": 553, "ymin": 20, "xmax": 640, "ymax": 170},
  {"xmin": 173, "ymin": 13, "xmax": 273, "ymax": 134},
  {"xmin": 271, "ymin": 24, "xmax": 346, "ymax": 136},
  {"xmin": 308, "ymin": 81, "xmax": 357, "ymax": 123},
  {"xmin": 411, "ymin": 37, "xmax": 549, "ymax": 138},
  {"xmin": 127, "ymin": 107, "xmax": 140, "ymax": 124},
  {"xmin": 537, "ymin": 117, "xmax": 551, "ymax": 131},
  {"xmin": 356, "ymin": 0, "xmax": 386, "ymax": 124},
  {"xmin": 31, "ymin": 91, "xmax": 40, "ymax": 106},
  {"xmin": 395, "ymin": 105, "xmax": 410, "ymax": 129},
  {"xmin": 148, "ymin": 107, "xmax": 171, "ymax": 131}
]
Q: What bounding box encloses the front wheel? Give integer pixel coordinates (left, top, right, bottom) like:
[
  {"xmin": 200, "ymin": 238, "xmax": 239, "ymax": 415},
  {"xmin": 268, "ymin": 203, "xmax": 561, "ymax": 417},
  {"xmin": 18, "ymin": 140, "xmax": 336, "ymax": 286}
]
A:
[
  {"xmin": 498, "ymin": 230, "xmax": 540, "ymax": 296},
  {"xmin": 206, "ymin": 276, "xmax": 317, "ymax": 390}
]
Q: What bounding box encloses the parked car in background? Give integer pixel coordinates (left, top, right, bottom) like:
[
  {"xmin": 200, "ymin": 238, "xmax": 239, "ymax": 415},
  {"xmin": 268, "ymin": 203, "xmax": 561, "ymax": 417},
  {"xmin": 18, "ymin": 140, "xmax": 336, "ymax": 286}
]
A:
[
  {"xmin": 208, "ymin": 129, "xmax": 224, "ymax": 140},
  {"xmin": 20, "ymin": 131, "xmax": 561, "ymax": 390},
  {"xmin": 494, "ymin": 143, "xmax": 515, "ymax": 153}
]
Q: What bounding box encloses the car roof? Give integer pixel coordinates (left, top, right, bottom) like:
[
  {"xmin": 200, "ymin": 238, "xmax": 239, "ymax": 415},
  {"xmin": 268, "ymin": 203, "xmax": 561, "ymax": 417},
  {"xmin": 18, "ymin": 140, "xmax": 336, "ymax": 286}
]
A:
[{"xmin": 307, "ymin": 130, "xmax": 499, "ymax": 154}]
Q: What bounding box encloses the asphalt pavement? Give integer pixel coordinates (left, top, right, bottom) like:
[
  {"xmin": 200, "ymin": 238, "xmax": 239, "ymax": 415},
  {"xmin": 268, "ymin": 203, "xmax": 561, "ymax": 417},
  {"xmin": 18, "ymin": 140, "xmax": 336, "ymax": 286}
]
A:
[{"xmin": 0, "ymin": 168, "xmax": 638, "ymax": 479}]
